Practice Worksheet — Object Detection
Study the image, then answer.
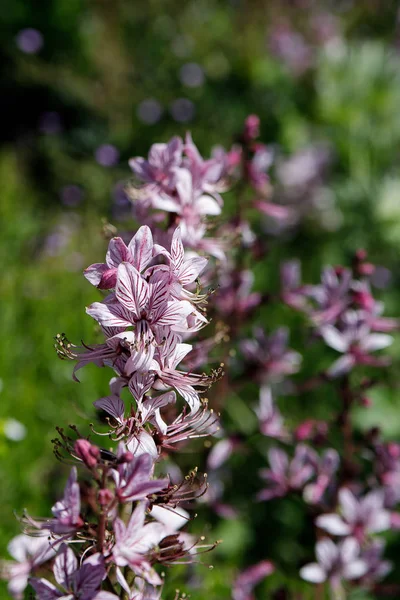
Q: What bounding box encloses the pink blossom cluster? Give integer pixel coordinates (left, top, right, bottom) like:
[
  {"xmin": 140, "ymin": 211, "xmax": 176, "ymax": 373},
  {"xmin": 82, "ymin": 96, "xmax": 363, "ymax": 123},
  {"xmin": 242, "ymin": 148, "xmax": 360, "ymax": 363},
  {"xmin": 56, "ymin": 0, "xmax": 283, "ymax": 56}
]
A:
[
  {"xmin": 281, "ymin": 252, "xmax": 398, "ymax": 377},
  {"xmin": 3, "ymin": 118, "xmax": 400, "ymax": 600},
  {"xmin": 127, "ymin": 134, "xmax": 238, "ymax": 259},
  {"xmin": 2, "ymin": 188, "xmax": 223, "ymax": 597}
]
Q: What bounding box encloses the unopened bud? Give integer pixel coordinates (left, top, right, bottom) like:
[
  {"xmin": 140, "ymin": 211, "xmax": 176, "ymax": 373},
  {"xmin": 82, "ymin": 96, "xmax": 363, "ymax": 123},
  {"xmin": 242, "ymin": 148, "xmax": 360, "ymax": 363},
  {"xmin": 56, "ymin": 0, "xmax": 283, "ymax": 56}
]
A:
[
  {"xmin": 74, "ymin": 439, "xmax": 100, "ymax": 468},
  {"xmin": 117, "ymin": 451, "xmax": 134, "ymax": 464},
  {"xmin": 358, "ymin": 263, "xmax": 375, "ymax": 276},
  {"xmin": 295, "ymin": 419, "xmax": 314, "ymax": 441},
  {"xmin": 98, "ymin": 488, "xmax": 114, "ymax": 507},
  {"xmin": 355, "ymin": 249, "xmax": 368, "ymax": 261},
  {"xmin": 359, "ymin": 396, "xmax": 372, "ymax": 407},
  {"xmin": 244, "ymin": 114, "xmax": 260, "ymax": 141}
]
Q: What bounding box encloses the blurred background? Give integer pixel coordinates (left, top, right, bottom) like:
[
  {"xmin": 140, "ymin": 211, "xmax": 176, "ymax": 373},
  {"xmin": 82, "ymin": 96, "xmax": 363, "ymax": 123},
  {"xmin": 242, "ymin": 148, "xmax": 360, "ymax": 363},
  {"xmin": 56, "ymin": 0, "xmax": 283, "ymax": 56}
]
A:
[{"xmin": 2, "ymin": 0, "xmax": 400, "ymax": 597}]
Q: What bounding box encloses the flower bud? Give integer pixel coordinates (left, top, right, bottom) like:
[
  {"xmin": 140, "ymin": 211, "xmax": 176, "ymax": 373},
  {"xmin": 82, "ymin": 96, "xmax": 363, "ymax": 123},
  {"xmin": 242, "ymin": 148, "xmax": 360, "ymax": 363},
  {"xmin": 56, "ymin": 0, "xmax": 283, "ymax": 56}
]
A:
[
  {"xmin": 117, "ymin": 451, "xmax": 134, "ymax": 464},
  {"xmin": 74, "ymin": 439, "xmax": 100, "ymax": 469},
  {"xmin": 244, "ymin": 114, "xmax": 260, "ymax": 141},
  {"xmin": 98, "ymin": 488, "xmax": 114, "ymax": 507}
]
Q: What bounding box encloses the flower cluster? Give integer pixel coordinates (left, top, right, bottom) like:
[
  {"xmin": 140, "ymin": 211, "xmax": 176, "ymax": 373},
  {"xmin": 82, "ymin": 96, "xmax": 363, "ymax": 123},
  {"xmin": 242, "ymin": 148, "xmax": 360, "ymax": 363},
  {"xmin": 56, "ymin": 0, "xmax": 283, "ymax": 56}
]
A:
[
  {"xmin": 280, "ymin": 253, "xmax": 398, "ymax": 377},
  {"xmin": 3, "ymin": 119, "xmax": 400, "ymax": 600},
  {"xmin": 2, "ymin": 174, "xmax": 223, "ymax": 597},
  {"xmin": 127, "ymin": 134, "xmax": 236, "ymax": 259}
]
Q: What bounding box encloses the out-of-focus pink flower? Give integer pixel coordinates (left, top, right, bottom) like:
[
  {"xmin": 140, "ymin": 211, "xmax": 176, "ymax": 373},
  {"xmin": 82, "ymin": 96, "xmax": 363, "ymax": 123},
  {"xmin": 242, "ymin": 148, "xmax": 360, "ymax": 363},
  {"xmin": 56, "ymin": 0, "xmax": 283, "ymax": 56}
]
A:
[
  {"xmin": 360, "ymin": 539, "xmax": 392, "ymax": 584},
  {"xmin": 232, "ymin": 560, "xmax": 275, "ymax": 600},
  {"xmin": 214, "ymin": 269, "xmax": 261, "ymax": 317},
  {"xmin": 255, "ymin": 386, "xmax": 289, "ymax": 441},
  {"xmin": 129, "ymin": 137, "xmax": 183, "ymax": 194},
  {"xmin": 321, "ymin": 310, "xmax": 393, "ymax": 377},
  {"xmin": 280, "ymin": 260, "xmax": 311, "ymax": 311},
  {"xmin": 243, "ymin": 114, "xmax": 260, "ymax": 142},
  {"xmin": 303, "ymin": 448, "xmax": 339, "ymax": 505},
  {"xmin": 300, "ymin": 537, "xmax": 368, "ymax": 586},
  {"xmin": 240, "ymin": 327, "xmax": 302, "ymax": 383},
  {"xmin": 40, "ymin": 467, "xmax": 83, "ymax": 536},
  {"xmin": 316, "ymin": 488, "xmax": 391, "ymax": 541},
  {"xmin": 246, "ymin": 144, "xmax": 273, "ymax": 192},
  {"xmin": 1, "ymin": 532, "xmax": 56, "ymax": 599},
  {"xmin": 308, "ymin": 266, "xmax": 352, "ymax": 326},
  {"xmin": 269, "ymin": 24, "xmax": 313, "ymax": 76},
  {"xmin": 258, "ymin": 445, "xmax": 316, "ymax": 501}
]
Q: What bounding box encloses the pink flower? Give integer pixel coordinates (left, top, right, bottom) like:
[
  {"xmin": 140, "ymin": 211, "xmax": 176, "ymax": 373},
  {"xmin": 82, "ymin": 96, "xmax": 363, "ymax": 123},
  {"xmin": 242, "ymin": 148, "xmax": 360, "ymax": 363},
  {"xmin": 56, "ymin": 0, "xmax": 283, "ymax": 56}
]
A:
[
  {"xmin": 44, "ymin": 467, "xmax": 83, "ymax": 535},
  {"xmin": 1, "ymin": 532, "xmax": 56, "ymax": 599},
  {"xmin": 255, "ymin": 386, "xmax": 289, "ymax": 441},
  {"xmin": 112, "ymin": 449, "xmax": 168, "ymax": 504},
  {"xmin": 316, "ymin": 488, "xmax": 391, "ymax": 540},
  {"xmin": 30, "ymin": 543, "xmax": 118, "ymax": 599},
  {"xmin": 184, "ymin": 132, "xmax": 228, "ymax": 200},
  {"xmin": 112, "ymin": 502, "xmax": 165, "ymax": 585},
  {"xmin": 258, "ymin": 445, "xmax": 316, "ymax": 501},
  {"xmin": 300, "ymin": 537, "xmax": 368, "ymax": 586},
  {"xmin": 232, "ymin": 560, "xmax": 274, "ymax": 600},
  {"xmin": 129, "ymin": 137, "xmax": 183, "ymax": 193},
  {"xmin": 84, "ymin": 226, "xmax": 157, "ymax": 290},
  {"xmin": 241, "ymin": 327, "xmax": 301, "ymax": 383},
  {"xmin": 321, "ymin": 310, "xmax": 393, "ymax": 377}
]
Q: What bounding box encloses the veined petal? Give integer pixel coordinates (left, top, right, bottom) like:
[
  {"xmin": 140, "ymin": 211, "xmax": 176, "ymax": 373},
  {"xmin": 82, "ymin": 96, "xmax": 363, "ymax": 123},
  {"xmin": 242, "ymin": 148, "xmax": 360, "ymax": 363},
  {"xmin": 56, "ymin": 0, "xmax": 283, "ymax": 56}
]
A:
[
  {"xmin": 179, "ymin": 256, "xmax": 208, "ymax": 285},
  {"xmin": 153, "ymin": 300, "xmax": 193, "ymax": 327},
  {"xmin": 53, "ymin": 544, "xmax": 77, "ymax": 588},
  {"xmin": 84, "ymin": 263, "xmax": 108, "ymax": 287},
  {"xmin": 106, "ymin": 237, "xmax": 129, "ymax": 268},
  {"xmin": 28, "ymin": 578, "xmax": 62, "ymax": 600},
  {"xmin": 116, "ymin": 263, "xmax": 148, "ymax": 317},
  {"xmin": 171, "ymin": 228, "xmax": 184, "ymax": 270},
  {"xmin": 128, "ymin": 430, "xmax": 158, "ymax": 460},
  {"xmin": 124, "ymin": 502, "xmax": 147, "ymax": 544},
  {"xmin": 127, "ymin": 226, "xmax": 154, "ymax": 272},
  {"xmin": 147, "ymin": 276, "xmax": 170, "ymax": 320},
  {"xmin": 170, "ymin": 343, "xmax": 193, "ymax": 369},
  {"xmin": 86, "ymin": 301, "xmax": 133, "ymax": 329},
  {"xmin": 128, "ymin": 372, "xmax": 155, "ymax": 402},
  {"xmin": 75, "ymin": 553, "xmax": 105, "ymax": 597},
  {"xmin": 93, "ymin": 395, "xmax": 125, "ymax": 423}
]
